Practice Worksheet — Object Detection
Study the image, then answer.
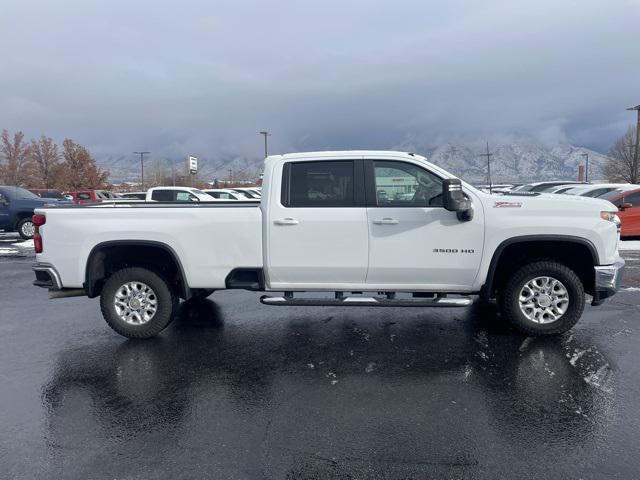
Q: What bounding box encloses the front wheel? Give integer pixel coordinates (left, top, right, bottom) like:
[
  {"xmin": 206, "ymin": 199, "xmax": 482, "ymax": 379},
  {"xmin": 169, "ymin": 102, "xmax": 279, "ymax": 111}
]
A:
[
  {"xmin": 100, "ymin": 267, "xmax": 178, "ymax": 338},
  {"xmin": 17, "ymin": 217, "xmax": 35, "ymax": 240},
  {"xmin": 499, "ymin": 260, "xmax": 585, "ymax": 336}
]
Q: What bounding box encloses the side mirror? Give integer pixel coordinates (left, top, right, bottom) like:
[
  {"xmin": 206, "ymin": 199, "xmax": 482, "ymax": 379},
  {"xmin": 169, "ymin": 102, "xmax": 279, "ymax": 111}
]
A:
[
  {"xmin": 620, "ymin": 202, "xmax": 633, "ymax": 211},
  {"xmin": 442, "ymin": 179, "xmax": 473, "ymax": 221},
  {"xmin": 442, "ymin": 179, "xmax": 470, "ymax": 212},
  {"xmin": 0, "ymin": 198, "xmax": 8, "ymax": 206}
]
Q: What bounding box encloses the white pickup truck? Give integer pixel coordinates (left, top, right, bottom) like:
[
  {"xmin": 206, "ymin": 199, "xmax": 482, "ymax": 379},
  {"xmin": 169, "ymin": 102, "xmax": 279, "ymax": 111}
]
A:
[{"xmin": 32, "ymin": 150, "xmax": 625, "ymax": 339}]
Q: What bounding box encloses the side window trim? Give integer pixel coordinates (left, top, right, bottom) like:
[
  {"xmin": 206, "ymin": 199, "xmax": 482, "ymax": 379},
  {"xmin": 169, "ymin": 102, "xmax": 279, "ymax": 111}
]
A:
[
  {"xmin": 364, "ymin": 159, "xmax": 444, "ymax": 208},
  {"xmin": 280, "ymin": 159, "xmax": 365, "ymax": 208}
]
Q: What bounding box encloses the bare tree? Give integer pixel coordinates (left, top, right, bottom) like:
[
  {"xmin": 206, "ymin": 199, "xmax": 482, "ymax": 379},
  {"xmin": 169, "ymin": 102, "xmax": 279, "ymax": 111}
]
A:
[
  {"xmin": 605, "ymin": 126, "xmax": 638, "ymax": 183},
  {"xmin": 57, "ymin": 138, "xmax": 109, "ymax": 190},
  {"xmin": 1, "ymin": 129, "xmax": 32, "ymax": 186},
  {"xmin": 27, "ymin": 135, "xmax": 61, "ymax": 188},
  {"xmin": 148, "ymin": 158, "xmax": 167, "ymax": 186}
]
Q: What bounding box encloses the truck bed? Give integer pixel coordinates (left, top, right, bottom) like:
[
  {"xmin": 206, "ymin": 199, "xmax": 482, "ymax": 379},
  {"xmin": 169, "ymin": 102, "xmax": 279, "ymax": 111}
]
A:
[{"xmin": 36, "ymin": 202, "xmax": 263, "ymax": 290}]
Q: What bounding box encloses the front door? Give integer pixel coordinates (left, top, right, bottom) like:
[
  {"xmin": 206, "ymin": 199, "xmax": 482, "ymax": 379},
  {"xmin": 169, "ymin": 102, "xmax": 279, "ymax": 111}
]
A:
[
  {"xmin": 619, "ymin": 191, "xmax": 640, "ymax": 236},
  {"xmin": 266, "ymin": 159, "xmax": 369, "ymax": 289},
  {"xmin": 365, "ymin": 159, "xmax": 484, "ymax": 291}
]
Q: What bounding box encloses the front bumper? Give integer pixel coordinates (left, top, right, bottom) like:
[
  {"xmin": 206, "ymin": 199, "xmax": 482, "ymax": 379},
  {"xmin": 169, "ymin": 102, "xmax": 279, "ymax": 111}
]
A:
[
  {"xmin": 591, "ymin": 257, "xmax": 625, "ymax": 306},
  {"xmin": 32, "ymin": 263, "xmax": 62, "ymax": 290}
]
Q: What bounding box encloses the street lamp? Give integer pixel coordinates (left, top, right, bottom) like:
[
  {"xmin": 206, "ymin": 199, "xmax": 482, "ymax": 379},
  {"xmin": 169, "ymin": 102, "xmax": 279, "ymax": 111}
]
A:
[
  {"xmin": 133, "ymin": 151, "xmax": 150, "ymax": 187},
  {"xmin": 581, "ymin": 153, "xmax": 589, "ymax": 182},
  {"xmin": 259, "ymin": 131, "xmax": 271, "ymax": 158},
  {"xmin": 626, "ymin": 105, "xmax": 640, "ymax": 183}
]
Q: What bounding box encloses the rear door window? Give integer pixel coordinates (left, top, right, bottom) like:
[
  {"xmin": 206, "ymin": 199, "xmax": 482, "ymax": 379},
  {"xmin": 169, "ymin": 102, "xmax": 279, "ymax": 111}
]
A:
[
  {"xmin": 282, "ymin": 160, "xmax": 355, "ymax": 207},
  {"xmin": 151, "ymin": 190, "xmax": 174, "ymax": 201}
]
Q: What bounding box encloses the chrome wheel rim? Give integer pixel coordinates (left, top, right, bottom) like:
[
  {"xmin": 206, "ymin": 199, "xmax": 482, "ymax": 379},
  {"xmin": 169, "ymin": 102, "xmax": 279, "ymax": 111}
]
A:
[
  {"xmin": 518, "ymin": 276, "xmax": 569, "ymax": 324},
  {"xmin": 114, "ymin": 281, "xmax": 158, "ymax": 325},
  {"xmin": 21, "ymin": 221, "xmax": 34, "ymax": 237}
]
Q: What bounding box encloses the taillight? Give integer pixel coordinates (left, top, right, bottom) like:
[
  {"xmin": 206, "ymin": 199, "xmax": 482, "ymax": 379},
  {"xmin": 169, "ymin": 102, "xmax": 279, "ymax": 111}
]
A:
[{"xmin": 33, "ymin": 214, "xmax": 46, "ymax": 253}]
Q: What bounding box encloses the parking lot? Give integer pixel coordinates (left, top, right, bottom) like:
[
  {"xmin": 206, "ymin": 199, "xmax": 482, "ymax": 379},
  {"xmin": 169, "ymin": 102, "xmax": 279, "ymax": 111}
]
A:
[{"xmin": 1, "ymin": 233, "xmax": 639, "ymax": 479}]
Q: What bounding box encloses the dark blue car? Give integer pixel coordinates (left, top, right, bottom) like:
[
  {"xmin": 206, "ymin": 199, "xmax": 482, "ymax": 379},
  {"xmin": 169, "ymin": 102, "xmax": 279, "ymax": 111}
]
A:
[{"xmin": 0, "ymin": 186, "xmax": 67, "ymax": 239}]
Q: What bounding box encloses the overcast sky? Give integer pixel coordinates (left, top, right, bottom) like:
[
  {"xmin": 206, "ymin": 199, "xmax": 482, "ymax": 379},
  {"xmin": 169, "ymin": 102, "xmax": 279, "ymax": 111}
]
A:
[{"xmin": 1, "ymin": 0, "xmax": 639, "ymax": 160}]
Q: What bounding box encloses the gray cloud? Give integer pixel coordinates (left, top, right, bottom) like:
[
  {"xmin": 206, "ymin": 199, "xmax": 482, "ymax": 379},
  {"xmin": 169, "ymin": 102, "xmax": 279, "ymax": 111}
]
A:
[{"xmin": 1, "ymin": 0, "xmax": 639, "ymax": 160}]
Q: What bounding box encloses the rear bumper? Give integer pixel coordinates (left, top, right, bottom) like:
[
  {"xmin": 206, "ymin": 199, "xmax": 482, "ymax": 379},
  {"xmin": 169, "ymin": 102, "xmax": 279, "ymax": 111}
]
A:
[
  {"xmin": 32, "ymin": 263, "xmax": 62, "ymax": 290},
  {"xmin": 591, "ymin": 257, "xmax": 625, "ymax": 306}
]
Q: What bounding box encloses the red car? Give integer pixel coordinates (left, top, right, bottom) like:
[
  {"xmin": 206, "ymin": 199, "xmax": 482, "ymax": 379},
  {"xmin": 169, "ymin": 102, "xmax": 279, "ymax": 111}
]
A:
[
  {"xmin": 63, "ymin": 190, "xmax": 119, "ymax": 204},
  {"xmin": 600, "ymin": 186, "xmax": 640, "ymax": 237}
]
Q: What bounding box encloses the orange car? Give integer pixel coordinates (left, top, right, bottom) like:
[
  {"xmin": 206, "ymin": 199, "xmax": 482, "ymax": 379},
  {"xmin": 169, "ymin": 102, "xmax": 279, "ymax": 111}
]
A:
[{"xmin": 600, "ymin": 186, "xmax": 640, "ymax": 237}]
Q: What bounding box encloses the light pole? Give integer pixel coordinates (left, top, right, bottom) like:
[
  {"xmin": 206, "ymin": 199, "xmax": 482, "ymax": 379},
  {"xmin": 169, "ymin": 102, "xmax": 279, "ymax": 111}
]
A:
[
  {"xmin": 133, "ymin": 151, "xmax": 150, "ymax": 187},
  {"xmin": 626, "ymin": 105, "xmax": 640, "ymax": 183},
  {"xmin": 581, "ymin": 153, "xmax": 589, "ymax": 182},
  {"xmin": 259, "ymin": 131, "xmax": 271, "ymax": 158}
]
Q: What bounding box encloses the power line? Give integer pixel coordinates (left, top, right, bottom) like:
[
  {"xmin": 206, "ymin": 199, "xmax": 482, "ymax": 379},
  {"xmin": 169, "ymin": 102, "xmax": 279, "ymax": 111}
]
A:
[
  {"xmin": 133, "ymin": 151, "xmax": 150, "ymax": 187},
  {"xmin": 479, "ymin": 142, "xmax": 493, "ymax": 193}
]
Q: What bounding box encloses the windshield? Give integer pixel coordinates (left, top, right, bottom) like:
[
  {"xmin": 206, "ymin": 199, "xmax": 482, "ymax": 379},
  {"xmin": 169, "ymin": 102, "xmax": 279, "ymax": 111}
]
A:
[
  {"xmin": 2, "ymin": 187, "xmax": 40, "ymax": 199},
  {"xmin": 598, "ymin": 189, "xmax": 628, "ymax": 202}
]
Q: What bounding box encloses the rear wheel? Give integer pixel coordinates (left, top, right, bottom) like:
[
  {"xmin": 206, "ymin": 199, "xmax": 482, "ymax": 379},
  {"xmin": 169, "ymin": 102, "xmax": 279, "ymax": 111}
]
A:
[
  {"xmin": 17, "ymin": 217, "xmax": 35, "ymax": 240},
  {"xmin": 100, "ymin": 267, "xmax": 178, "ymax": 338},
  {"xmin": 499, "ymin": 260, "xmax": 585, "ymax": 336}
]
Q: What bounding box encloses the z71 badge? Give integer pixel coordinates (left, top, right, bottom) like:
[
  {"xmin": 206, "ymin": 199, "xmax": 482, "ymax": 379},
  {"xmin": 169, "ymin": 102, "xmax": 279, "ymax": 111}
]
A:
[{"xmin": 494, "ymin": 201, "xmax": 522, "ymax": 208}]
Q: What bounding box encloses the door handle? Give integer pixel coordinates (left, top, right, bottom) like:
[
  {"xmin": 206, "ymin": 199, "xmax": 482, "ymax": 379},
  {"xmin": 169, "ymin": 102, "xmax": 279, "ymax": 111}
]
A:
[
  {"xmin": 274, "ymin": 217, "xmax": 299, "ymax": 225},
  {"xmin": 373, "ymin": 217, "xmax": 399, "ymax": 225}
]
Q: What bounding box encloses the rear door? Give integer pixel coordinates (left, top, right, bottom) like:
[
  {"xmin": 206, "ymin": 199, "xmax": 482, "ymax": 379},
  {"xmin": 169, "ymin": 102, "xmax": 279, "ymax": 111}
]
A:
[
  {"xmin": 0, "ymin": 191, "xmax": 10, "ymax": 229},
  {"xmin": 266, "ymin": 158, "xmax": 368, "ymax": 289},
  {"xmin": 365, "ymin": 159, "xmax": 484, "ymax": 290}
]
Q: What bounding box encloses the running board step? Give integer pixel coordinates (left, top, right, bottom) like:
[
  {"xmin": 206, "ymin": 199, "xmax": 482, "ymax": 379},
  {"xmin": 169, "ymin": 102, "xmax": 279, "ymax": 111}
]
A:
[{"xmin": 260, "ymin": 295, "xmax": 473, "ymax": 307}]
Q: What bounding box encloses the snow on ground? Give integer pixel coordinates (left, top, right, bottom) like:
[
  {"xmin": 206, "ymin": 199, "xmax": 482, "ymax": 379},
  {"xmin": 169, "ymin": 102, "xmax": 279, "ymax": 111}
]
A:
[
  {"xmin": 619, "ymin": 240, "xmax": 640, "ymax": 251},
  {"xmin": 0, "ymin": 237, "xmax": 34, "ymax": 257}
]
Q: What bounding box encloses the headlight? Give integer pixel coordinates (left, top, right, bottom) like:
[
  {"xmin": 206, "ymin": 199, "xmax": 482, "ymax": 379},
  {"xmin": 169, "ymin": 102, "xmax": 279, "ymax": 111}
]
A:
[{"xmin": 600, "ymin": 211, "xmax": 622, "ymax": 230}]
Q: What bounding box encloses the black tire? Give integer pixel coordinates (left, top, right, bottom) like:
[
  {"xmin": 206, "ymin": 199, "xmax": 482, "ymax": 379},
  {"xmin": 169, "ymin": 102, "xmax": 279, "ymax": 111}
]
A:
[
  {"xmin": 100, "ymin": 267, "xmax": 178, "ymax": 339},
  {"xmin": 17, "ymin": 217, "xmax": 34, "ymax": 240},
  {"xmin": 499, "ymin": 260, "xmax": 585, "ymax": 336}
]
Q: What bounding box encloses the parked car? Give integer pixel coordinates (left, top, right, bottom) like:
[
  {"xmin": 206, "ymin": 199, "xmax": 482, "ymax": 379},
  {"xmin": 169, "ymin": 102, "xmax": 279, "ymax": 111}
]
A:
[
  {"xmin": 33, "ymin": 150, "xmax": 623, "ymax": 339},
  {"xmin": 513, "ymin": 181, "xmax": 586, "ymax": 193},
  {"xmin": 598, "ymin": 186, "xmax": 640, "ymax": 237},
  {"xmin": 229, "ymin": 188, "xmax": 261, "ymax": 199},
  {"xmin": 118, "ymin": 192, "xmax": 146, "ymax": 200},
  {"xmin": 544, "ymin": 184, "xmax": 582, "ymax": 194},
  {"xmin": 203, "ymin": 189, "xmax": 248, "ymax": 200},
  {"xmin": 145, "ymin": 187, "xmax": 217, "ymax": 202},
  {"xmin": 29, "ymin": 189, "xmax": 65, "ymax": 200},
  {"xmin": 565, "ymin": 183, "xmax": 638, "ymax": 198},
  {"xmin": 0, "ymin": 186, "xmax": 66, "ymax": 239},
  {"xmin": 63, "ymin": 190, "xmax": 120, "ymax": 204}
]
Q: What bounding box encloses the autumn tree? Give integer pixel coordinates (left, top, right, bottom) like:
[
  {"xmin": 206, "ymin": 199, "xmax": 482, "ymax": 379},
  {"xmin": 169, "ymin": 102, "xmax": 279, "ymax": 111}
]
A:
[
  {"xmin": 57, "ymin": 138, "xmax": 109, "ymax": 190},
  {"xmin": 605, "ymin": 126, "xmax": 639, "ymax": 184},
  {"xmin": 27, "ymin": 135, "xmax": 61, "ymax": 188},
  {"xmin": 0, "ymin": 129, "xmax": 33, "ymax": 186}
]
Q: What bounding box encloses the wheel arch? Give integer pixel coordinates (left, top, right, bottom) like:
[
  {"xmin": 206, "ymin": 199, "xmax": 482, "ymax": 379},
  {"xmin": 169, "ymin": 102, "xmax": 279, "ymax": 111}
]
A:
[
  {"xmin": 481, "ymin": 235, "xmax": 598, "ymax": 300},
  {"xmin": 84, "ymin": 240, "xmax": 190, "ymax": 299}
]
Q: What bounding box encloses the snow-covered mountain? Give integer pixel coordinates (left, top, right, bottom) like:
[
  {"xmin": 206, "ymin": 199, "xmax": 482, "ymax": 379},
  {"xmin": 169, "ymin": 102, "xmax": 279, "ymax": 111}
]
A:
[
  {"xmin": 97, "ymin": 138, "xmax": 608, "ymax": 185},
  {"xmin": 395, "ymin": 136, "xmax": 608, "ymax": 184}
]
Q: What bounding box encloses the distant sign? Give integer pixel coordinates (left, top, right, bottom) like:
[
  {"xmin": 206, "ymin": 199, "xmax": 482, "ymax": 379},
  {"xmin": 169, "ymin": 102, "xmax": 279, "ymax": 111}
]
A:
[{"xmin": 188, "ymin": 156, "xmax": 198, "ymax": 174}]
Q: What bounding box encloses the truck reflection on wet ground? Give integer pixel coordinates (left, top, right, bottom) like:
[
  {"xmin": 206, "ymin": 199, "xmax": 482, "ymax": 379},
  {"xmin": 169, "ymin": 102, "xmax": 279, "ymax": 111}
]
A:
[{"xmin": 38, "ymin": 297, "xmax": 632, "ymax": 479}]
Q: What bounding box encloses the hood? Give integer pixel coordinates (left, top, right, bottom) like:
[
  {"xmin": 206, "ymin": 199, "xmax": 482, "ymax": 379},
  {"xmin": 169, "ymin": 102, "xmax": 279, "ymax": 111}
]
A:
[{"xmin": 485, "ymin": 191, "xmax": 617, "ymax": 212}]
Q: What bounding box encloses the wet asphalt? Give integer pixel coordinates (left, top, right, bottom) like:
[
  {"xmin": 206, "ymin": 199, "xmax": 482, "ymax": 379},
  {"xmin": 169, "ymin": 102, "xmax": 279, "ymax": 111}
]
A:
[{"xmin": 1, "ymin": 238, "xmax": 640, "ymax": 479}]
